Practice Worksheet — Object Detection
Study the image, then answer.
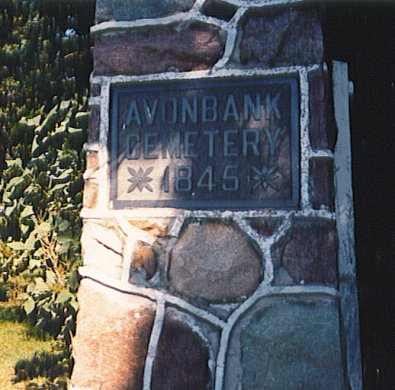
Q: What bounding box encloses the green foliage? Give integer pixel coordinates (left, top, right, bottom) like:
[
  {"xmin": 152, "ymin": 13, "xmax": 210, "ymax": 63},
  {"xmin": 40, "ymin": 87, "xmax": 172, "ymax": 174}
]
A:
[
  {"xmin": 0, "ymin": 0, "xmax": 93, "ymax": 170},
  {"xmin": 0, "ymin": 0, "xmax": 94, "ymax": 384},
  {"xmin": 1, "ymin": 97, "xmax": 86, "ymax": 338},
  {"xmin": 0, "ymin": 98, "xmax": 87, "ymax": 371}
]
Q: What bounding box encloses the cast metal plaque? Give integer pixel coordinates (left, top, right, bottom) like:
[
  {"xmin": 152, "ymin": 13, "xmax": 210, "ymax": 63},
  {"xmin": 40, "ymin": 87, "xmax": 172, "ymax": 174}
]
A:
[{"xmin": 110, "ymin": 76, "xmax": 299, "ymax": 209}]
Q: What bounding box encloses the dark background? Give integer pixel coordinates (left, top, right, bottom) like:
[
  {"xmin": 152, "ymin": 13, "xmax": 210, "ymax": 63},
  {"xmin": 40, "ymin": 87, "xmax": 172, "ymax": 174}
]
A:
[{"xmin": 324, "ymin": 3, "xmax": 395, "ymax": 389}]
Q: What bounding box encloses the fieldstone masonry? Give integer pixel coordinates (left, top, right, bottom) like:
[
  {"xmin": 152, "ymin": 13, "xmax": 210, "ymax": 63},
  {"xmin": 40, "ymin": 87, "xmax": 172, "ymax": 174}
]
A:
[
  {"xmin": 169, "ymin": 222, "xmax": 261, "ymax": 301},
  {"xmin": 72, "ymin": 1, "xmax": 361, "ymax": 389}
]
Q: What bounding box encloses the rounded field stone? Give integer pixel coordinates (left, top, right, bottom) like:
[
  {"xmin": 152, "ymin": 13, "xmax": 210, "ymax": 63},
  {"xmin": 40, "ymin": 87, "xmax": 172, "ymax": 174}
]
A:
[
  {"xmin": 132, "ymin": 241, "xmax": 158, "ymax": 280},
  {"xmin": 71, "ymin": 279, "xmax": 155, "ymax": 390},
  {"xmin": 169, "ymin": 222, "xmax": 261, "ymax": 301},
  {"xmin": 152, "ymin": 315, "xmax": 211, "ymax": 390}
]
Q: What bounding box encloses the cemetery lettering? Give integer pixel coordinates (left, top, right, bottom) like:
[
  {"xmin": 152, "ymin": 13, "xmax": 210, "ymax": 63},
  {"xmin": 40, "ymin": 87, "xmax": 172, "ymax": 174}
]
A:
[{"xmin": 110, "ymin": 77, "xmax": 299, "ymax": 208}]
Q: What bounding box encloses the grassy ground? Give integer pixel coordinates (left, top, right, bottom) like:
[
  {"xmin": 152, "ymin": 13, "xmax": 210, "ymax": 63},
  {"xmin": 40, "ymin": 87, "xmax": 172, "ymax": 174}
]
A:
[{"xmin": 0, "ymin": 320, "xmax": 54, "ymax": 389}]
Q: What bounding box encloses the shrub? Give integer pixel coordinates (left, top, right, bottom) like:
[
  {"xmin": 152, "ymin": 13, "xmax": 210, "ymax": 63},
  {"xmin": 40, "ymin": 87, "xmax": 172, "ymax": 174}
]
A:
[{"xmin": 0, "ymin": 0, "xmax": 94, "ymax": 382}]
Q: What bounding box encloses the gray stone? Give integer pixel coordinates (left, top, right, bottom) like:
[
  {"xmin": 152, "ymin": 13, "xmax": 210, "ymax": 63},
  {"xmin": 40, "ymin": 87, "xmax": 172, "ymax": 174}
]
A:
[
  {"xmin": 71, "ymin": 279, "xmax": 155, "ymax": 390},
  {"xmin": 169, "ymin": 222, "xmax": 261, "ymax": 302},
  {"xmin": 95, "ymin": 0, "xmax": 195, "ymax": 23},
  {"xmin": 272, "ymin": 267, "xmax": 294, "ymax": 285},
  {"xmin": 225, "ymin": 296, "xmax": 345, "ymax": 390},
  {"xmin": 238, "ymin": 8, "xmax": 323, "ymax": 68}
]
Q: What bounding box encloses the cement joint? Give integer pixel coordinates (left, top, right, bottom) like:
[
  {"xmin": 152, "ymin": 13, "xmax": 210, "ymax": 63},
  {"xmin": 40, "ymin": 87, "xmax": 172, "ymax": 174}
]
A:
[{"xmin": 222, "ymin": 0, "xmax": 306, "ymax": 6}]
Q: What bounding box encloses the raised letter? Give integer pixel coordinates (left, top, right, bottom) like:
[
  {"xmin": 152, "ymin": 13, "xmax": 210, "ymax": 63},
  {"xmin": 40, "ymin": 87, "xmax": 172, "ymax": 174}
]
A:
[
  {"xmin": 184, "ymin": 131, "xmax": 198, "ymax": 158},
  {"xmin": 175, "ymin": 166, "xmax": 192, "ymax": 192},
  {"xmin": 126, "ymin": 99, "xmax": 141, "ymax": 126},
  {"xmin": 181, "ymin": 96, "xmax": 198, "ymax": 124},
  {"xmin": 222, "ymin": 164, "xmax": 239, "ymax": 192},
  {"xmin": 265, "ymin": 92, "xmax": 282, "ymax": 120},
  {"xmin": 143, "ymin": 98, "xmax": 158, "ymax": 125},
  {"xmin": 263, "ymin": 127, "xmax": 282, "ymax": 156},
  {"xmin": 202, "ymin": 96, "xmax": 218, "ymax": 122},
  {"xmin": 162, "ymin": 98, "xmax": 177, "ymax": 124},
  {"xmin": 162, "ymin": 131, "xmax": 181, "ymax": 158},
  {"xmin": 223, "ymin": 129, "xmax": 238, "ymax": 157},
  {"xmin": 242, "ymin": 128, "xmax": 260, "ymax": 156},
  {"xmin": 223, "ymin": 95, "xmax": 240, "ymax": 122},
  {"xmin": 162, "ymin": 166, "xmax": 170, "ymax": 193},
  {"xmin": 126, "ymin": 133, "xmax": 141, "ymax": 159},
  {"xmin": 197, "ymin": 165, "xmax": 215, "ymax": 192},
  {"xmin": 243, "ymin": 93, "xmax": 261, "ymax": 121},
  {"xmin": 203, "ymin": 130, "xmax": 219, "ymax": 157},
  {"xmin": 144, "ymin": 132, "xmax": 159, "ymax": 159}
]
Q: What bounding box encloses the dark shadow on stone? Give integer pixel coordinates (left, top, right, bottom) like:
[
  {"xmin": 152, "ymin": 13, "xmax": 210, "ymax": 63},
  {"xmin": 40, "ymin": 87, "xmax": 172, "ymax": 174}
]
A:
[
  {"xmin": 202, "ymin": 0, "xmax": 237, "ymax": 21},
  {"xmin": 278, "ymin": 218, "xmax": 338, "ymax": 286},
  {"xmin": 152, "ymin": 317, "xmax": 211, "ymax": 390}
]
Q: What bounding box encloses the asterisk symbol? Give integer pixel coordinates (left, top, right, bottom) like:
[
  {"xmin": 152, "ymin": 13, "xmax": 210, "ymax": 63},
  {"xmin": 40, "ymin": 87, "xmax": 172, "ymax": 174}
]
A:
[
  {"xmin": 127, "ymin": 166, "xmax": 154, "ymax": 193},
  {"xmin": 251, "ymin": 164, "xmax": 280, "ymax": 192}
]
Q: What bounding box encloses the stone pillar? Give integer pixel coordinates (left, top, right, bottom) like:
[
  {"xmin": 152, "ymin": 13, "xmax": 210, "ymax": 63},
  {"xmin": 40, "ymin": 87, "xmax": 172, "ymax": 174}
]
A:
[{"xmin": 72, "ymin": 1, "xmax": 361, "ymax": 389}]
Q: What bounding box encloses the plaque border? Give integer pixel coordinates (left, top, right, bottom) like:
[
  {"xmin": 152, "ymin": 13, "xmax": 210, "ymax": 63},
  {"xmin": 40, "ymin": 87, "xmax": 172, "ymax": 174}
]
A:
[{"xmin": 110, "ymin": 75, "xmax": 300, "ymax": 210}]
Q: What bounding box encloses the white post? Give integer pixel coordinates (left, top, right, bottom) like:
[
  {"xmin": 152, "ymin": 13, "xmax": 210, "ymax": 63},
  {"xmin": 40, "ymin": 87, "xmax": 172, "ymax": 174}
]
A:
[{"xmin": 333, "ymin": 60, "xmax": 362, "ymax": 390}]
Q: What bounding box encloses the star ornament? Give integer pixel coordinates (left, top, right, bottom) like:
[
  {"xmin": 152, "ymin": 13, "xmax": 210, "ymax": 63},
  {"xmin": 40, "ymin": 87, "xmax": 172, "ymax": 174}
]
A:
[
  {"xmin": 127, "ymin": 166, "xmax": 154, "ymax": 193},
  {"xmin": 251, "ymin": 164, "xmax": 280, "ymax": 192}
]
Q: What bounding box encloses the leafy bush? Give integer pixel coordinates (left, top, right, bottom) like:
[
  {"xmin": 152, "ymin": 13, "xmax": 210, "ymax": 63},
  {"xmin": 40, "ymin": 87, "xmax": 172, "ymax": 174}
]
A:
[
  {"xmin": 0, "ymin": 0, "xmax": 94, "ymax": 383},
  {"xmin": 1, "ymin": 98, "xmax": 88, "ymax": 341}
]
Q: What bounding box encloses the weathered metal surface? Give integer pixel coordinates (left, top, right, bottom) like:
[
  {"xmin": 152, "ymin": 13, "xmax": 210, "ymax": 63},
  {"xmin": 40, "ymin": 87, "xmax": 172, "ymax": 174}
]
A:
[{"xmin": 110, "ymin": 76, "xmax": 299, "ymax": 209}]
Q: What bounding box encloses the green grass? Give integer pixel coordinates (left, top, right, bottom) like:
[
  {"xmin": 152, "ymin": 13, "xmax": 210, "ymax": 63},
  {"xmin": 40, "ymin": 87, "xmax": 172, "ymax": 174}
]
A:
[{"xmin": 0, "ymin": 320, "xmax": 54, "ymax": 389}]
